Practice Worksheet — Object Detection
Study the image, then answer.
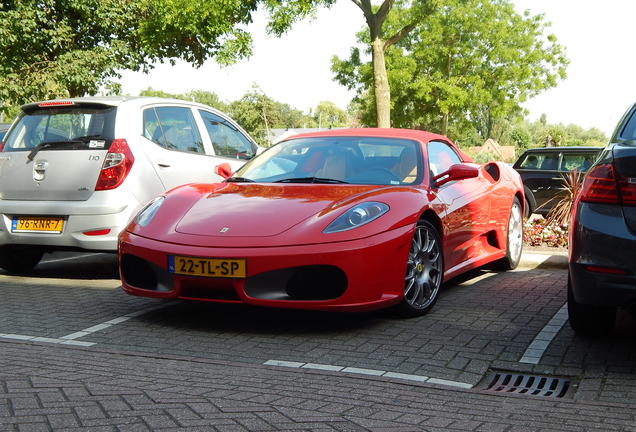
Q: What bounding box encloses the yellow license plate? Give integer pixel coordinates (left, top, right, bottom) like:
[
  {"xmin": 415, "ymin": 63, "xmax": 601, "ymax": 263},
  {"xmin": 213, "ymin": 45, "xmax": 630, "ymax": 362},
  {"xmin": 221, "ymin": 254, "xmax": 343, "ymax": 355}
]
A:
[
  {"xmin": 168, "ymin": 255, "xmax": 246, "ymax": 278},
  {"xmin": 12, "ymin": 216, "xmax": 64, "ymax": 233}
]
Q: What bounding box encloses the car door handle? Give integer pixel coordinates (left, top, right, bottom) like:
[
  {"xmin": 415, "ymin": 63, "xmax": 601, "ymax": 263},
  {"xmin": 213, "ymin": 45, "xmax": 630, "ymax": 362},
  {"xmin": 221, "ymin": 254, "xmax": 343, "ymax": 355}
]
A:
[{"xmin": 157, "ymin": 161, "xmax": 171, "ymax": 168}]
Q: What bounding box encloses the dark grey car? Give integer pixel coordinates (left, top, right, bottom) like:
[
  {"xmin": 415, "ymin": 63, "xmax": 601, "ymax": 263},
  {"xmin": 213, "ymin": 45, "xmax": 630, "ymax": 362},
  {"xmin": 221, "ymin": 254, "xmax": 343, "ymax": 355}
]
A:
[
  {"xmin": 568, "ymin": 104, "xmax": 636, "ymax": 336},
  {"xmin": 513, "ymin": 146, "xmax": 602, "ymax": 217}
]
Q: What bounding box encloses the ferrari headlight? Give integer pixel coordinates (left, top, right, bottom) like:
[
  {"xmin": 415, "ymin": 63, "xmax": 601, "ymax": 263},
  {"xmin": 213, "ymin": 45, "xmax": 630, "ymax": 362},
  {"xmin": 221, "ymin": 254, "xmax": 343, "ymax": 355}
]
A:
[
  {"xmin": 323, "ymin": 202, "xmax": 389, "ymax": 233},
  {"xmin": 135, "ymin": 196, "xmax": 165, "ymax": 227}
]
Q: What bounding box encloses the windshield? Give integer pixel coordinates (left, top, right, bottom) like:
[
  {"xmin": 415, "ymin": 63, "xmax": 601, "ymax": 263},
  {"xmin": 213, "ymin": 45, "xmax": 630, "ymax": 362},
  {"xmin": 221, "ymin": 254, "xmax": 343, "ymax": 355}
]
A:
[
  {"xmin": 233, "ymin": 136, "xmax": 422, "ymax": 185},
  {"xmin": 3, "ymin": 106, "xmax": 117, "ymax": 152}
]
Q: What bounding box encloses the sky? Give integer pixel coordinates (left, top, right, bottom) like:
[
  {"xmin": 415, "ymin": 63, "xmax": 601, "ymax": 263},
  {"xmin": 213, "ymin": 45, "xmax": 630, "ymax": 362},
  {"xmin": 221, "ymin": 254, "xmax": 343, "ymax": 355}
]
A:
[{"xmin": 118, "ymin": 1, "xmax": 636, "ymax": 136}]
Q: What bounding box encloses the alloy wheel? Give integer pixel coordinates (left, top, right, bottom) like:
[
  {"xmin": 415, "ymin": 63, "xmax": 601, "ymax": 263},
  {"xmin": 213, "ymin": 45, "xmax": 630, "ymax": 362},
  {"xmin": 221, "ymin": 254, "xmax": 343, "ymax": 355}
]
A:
[{"xmin": 404, "ymin": 223, "xmax": 442, "ymax": 310}]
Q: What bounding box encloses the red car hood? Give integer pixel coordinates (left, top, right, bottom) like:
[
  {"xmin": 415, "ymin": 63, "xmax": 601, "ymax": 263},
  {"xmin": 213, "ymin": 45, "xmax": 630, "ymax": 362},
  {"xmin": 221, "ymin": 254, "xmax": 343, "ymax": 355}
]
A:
[{"xmin": 174, "ymin": 183, "xmax": 379, "ymax": 237}]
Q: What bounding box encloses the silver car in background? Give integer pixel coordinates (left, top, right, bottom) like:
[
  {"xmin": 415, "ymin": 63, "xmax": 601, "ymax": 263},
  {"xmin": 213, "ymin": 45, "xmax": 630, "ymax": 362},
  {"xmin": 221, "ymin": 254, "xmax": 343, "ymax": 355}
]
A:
[{"xmin": 0, "ymin": 96, "xmax": 259, "ymax": 273}]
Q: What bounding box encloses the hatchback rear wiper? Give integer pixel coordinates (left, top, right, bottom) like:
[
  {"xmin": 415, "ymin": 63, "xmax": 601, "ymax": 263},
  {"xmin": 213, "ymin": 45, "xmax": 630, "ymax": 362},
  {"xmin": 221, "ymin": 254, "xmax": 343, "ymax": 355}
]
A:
[
  {"xmin": 71, "ymin": 134, "xmax": 104, "ymax": 141},
  {"xmin": 27, "ymin": 140, "xmax": 84, "ymax": 162},
  {"xmin": 274, "ymin": 177, "xmax": 349, "ymax": 184},
  {"xmin": 225, "ymin": 176, "xmax": 255, "ymax": 183}
]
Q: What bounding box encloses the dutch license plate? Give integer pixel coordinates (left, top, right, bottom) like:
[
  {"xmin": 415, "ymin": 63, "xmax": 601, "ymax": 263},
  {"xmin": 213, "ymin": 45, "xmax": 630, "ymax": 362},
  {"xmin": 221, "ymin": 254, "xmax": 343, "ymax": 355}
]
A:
[
  {"xmin": 168, "ymin": 255, "xmax": 246, "ymax": 278},
  {"xmin": 11, "ymin": 216, "xmax": 64, "ymax": 233}
]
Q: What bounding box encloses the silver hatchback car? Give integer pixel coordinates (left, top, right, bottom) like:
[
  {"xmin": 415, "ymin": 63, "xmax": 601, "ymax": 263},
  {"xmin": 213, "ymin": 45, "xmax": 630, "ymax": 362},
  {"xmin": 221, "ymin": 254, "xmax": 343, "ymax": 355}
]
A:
[{"xmin": 0, "ymin": 96, "xmax": 259, "ymax": 273}]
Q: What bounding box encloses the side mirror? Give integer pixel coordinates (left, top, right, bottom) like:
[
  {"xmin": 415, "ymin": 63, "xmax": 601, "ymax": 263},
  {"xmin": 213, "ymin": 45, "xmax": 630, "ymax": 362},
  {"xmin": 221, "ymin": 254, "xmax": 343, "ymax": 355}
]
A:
[
  {"xmin": 214, "ymin": 162, "xmax": 232, "ymax": 179},
  {"xmin": 432, "ymin": 163, "xmax": 479, "ymax": 187},
  {"xmin": 236, "ymin": 151, "xmax": 253, "ymax": 160}
]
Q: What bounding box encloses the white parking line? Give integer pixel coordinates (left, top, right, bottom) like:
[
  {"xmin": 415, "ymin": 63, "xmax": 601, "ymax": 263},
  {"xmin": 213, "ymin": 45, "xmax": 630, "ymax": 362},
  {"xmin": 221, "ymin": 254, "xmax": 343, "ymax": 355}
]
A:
[
  {"xmin": 520, "ymin": 303, "xmax": 569, "ymax": 364},
  {"xmin": 0, "ymin": 333, "xmax": 95, "ymax": 347},
  {"xmin": 40, "ymin": 253, "xmax": 109, "ymax": 265},
  {"xmin": 0, "ymin": 303, "xmax": 170, "ymax": 347},
  {"xmin": 264, "ymin": 359, "xmax": 473, "ymax": 389},
  {"xmin": 61, "ymin": 304, "xmax": 169, "ymax": 340}
]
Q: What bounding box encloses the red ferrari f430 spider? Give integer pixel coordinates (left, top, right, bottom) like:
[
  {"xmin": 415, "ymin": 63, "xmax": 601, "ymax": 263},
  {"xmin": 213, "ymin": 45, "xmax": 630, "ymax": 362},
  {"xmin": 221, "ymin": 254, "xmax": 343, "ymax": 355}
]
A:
[{"xmin": 119, "ymin": 129, "xmax": 524, "ymax": 316}]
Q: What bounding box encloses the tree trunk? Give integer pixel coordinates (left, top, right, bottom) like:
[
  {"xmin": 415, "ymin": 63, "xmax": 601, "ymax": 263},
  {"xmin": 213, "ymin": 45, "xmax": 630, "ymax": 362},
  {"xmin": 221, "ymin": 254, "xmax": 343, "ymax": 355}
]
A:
[
  {"xmin": 371, "ymin": 37, "xmax": 391, "ymax": 128},
  {"xmin": 441, "ymin": 113, "xmax": 448, "ymax": 135}
]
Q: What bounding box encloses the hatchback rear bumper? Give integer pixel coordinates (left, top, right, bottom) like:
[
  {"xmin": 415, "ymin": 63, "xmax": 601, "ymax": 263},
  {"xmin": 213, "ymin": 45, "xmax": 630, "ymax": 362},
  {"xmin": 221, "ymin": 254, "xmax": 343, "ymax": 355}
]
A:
[
  {"xmin": 0, "ymin": 189, "xmax": 142, "ymax": 251},
  {"xmin": 569, "ymin": 202, "xmax": 636, "ymax": 308}
]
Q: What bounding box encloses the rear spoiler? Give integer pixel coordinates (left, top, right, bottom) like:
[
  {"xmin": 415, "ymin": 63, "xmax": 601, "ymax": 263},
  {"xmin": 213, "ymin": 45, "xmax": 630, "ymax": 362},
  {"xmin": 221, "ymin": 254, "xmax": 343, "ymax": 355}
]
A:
[{"xmin": 21, "ymin": 100, "xmax": 117, "ymax": 114}]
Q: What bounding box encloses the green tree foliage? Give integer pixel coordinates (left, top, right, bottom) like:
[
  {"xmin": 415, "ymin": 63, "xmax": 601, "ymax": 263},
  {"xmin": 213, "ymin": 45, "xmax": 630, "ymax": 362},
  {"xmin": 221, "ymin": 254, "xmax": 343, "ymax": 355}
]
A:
[
  {"xmin": 332, "ymin": 0, "xmax": 568, "ymax": 142},
  {"xmin": 544, "ymin": 125, "xmax": 567, "ymax": 146},
  {"xmin": 564, "ymin": 124, "xmax": 607, "ymax": 147},
  {"xmin": 313, "ymin": 101, "xmax": 349, "ymax": 127},
  {"xmin": 265, "ymin": 0, "xmax": 436, "ymax": 128},
  {"xmin": 226, "ymin": 85, "xmax": 312, "ymax": 145},
  {"xmin": 510, "ymin": 126, "xmax": 532, "ymax": 150},
  {"xmin": 0, "ymin": 0, "xmax": 258, "ymax": 112},
  {"xmin": 518, "ymin": 118, "xmax": 607, "ymax": 149},
  {"xmin": 139, "ymin": 88, "xmax": 227, "ymax": 110}
]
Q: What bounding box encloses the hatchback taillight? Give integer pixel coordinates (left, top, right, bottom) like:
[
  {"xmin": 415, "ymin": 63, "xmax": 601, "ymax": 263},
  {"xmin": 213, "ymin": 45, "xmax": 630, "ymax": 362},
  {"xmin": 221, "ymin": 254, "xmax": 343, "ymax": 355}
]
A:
[
  {"xmin": 0, "ymin": 141, "xmax": 4, "ymax": 152},
  {"xmin": 95, "ymin": 139, "xmax": 134, "ymax": 191},
  {"xmin": 580, "ymin": 163, "xmax": 636, "ymax": 206}
]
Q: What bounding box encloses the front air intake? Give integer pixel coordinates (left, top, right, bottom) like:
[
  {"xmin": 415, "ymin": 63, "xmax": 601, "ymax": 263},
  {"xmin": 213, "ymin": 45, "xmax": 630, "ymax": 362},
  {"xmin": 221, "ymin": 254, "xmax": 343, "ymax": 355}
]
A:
[
  {"xmin": 121, "ymin": 254, "xmax": 158, "ymax": 290},
  {"xmin": 245, "ymin": 265, "xmax": 347, "ymax": 301}
]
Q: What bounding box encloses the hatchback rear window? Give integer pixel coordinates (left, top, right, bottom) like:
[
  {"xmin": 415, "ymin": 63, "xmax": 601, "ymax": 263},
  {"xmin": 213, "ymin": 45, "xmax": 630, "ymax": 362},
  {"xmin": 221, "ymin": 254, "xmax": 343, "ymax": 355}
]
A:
[{"xmin": 2, "ymin": 106, "xmax": 116, "ymax": 152}]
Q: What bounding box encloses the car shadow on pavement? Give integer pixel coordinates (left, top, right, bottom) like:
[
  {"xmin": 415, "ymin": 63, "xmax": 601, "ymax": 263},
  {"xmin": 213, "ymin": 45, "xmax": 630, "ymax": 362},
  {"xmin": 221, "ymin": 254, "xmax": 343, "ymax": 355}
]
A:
[
  {"xmin": 137, "ymin": 300, "xmax": 392, "ymax": 335},
  {"xmin": 132, "ymin": 269, "xmax": 499, "ymax": 334},
  {"xmin": 0, "ymin": 252, "xmax": 120, "ymax": 280}
]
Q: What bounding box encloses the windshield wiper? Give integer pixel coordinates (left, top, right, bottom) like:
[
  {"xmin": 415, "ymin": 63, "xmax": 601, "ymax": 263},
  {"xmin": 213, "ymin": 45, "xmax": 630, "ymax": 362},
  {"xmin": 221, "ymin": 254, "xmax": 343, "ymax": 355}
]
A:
[
  {"xmin": 274, "ymin": 177, "xmax": 349, "ymax": 184},
  {"xmin": 71, "ymin": 134, "xmax": 104, "ymax": 141},
  {"xmin": 225, "ymin": 176, "xmax": 255, "ymax": 183},
  {"xmin": 27, "ymin": 140, "xmax": 84, "ymax": 162}
]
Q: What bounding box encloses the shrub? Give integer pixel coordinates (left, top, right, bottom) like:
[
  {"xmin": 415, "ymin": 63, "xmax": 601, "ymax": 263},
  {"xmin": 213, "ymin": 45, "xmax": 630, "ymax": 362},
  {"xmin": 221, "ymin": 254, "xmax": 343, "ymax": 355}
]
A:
[
  {"xmin": 543, "ymin": 170, "xmax": 584, "ymax": 227},
  {"xmin": 523, "ymin": 215, "xmax": 568, "ymax": 248}
]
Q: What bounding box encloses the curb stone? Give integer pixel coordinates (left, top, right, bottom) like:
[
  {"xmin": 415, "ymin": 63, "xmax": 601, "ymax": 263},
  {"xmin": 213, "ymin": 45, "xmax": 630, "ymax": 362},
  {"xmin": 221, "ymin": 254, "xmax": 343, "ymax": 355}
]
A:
[{"xmin": 519, "ymin": 246, "xmax": 568, "ymax": 269}]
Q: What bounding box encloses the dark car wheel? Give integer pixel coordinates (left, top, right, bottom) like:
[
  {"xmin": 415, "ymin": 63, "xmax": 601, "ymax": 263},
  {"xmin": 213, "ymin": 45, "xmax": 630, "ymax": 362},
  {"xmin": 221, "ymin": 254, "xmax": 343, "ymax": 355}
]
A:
[
  {"xmin": 567, "ymin": 275, "xmax": 616, "ymax": 337},
  {"xmin": 523, "ymin": 186, "xmax": 536, "ymax": 219},
  {"xmin": 0, "ymin": 245, "xmax": 44, "ymax": 274},
  {"xmin": 395, "ymin": 220, "xmax": 443, "ymax": 317},
  {"xmin": 493, "ymin": 197, "xmax": 523, "ymax": 270}
]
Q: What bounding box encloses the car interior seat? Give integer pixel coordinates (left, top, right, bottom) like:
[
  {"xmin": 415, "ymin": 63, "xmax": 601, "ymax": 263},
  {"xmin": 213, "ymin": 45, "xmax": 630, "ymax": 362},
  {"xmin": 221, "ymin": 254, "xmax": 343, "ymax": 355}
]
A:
[
  {"xmin": 398, "ymin": 146, "xmax": 418, "ymax": 182},
  {"xmin": 316, "ymin": 153, "xmax": 348, "ymax": 180}
]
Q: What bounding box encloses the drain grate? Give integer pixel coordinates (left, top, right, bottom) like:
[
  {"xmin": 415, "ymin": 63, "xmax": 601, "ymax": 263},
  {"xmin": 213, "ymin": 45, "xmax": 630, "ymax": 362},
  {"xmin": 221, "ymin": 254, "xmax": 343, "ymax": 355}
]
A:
[{"xmin": 485, "ymin": 373, "xmax": 570, "ymax": 398}]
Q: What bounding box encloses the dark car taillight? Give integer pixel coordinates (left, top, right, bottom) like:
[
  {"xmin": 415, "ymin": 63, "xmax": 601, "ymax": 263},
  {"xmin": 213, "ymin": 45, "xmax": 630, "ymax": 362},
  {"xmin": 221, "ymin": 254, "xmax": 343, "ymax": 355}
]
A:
[
  {"xmin": 95, "ymin": 138, "xmax": 135, "ymax": 191},
  {"xmin": 0, "ymin": 141, "xmax": 4, "ymax": 152},
  {"xmin": 619, "ymin": 177, "xmax": 636, "ymax": 205},
  {"xmin": 580, "ymin": 164, "xmax": 620, "ymax": 204},
  {"xmin": 580, "ymin": 163, "xmax": 636, "ymax": 205}
]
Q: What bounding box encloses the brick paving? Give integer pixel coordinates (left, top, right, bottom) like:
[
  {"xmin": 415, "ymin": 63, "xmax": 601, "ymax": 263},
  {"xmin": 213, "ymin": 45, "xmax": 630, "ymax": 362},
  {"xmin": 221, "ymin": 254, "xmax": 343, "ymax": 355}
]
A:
[
  {"xmin": 0, "ymin": 251, "xmax": 635, "ymax": 430},
  {"xmin": 1, "ymin": 340, "xmax": 635, "ymax": 432}
]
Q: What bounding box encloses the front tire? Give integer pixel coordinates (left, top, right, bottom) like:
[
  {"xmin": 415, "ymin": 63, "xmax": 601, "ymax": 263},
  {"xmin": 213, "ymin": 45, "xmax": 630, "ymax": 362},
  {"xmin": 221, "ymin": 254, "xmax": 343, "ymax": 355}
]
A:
[
  {"xmin": 395, "ymin": 220, "xmax": 443, "ymax": 317},
  {"xmin": 0, "ymin": 245, "xmax": 44, "ymax": 274},
  {"xmin": 493, "ymin": 197, "xmax": 523, "ymax": 270},
  {"xmin": 523, "ymin": 186, "xmax": 536, "ymax": 219},
  {"xmin": 567, "ymin": 275, "xmax": 615, "ymax": 337}
]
